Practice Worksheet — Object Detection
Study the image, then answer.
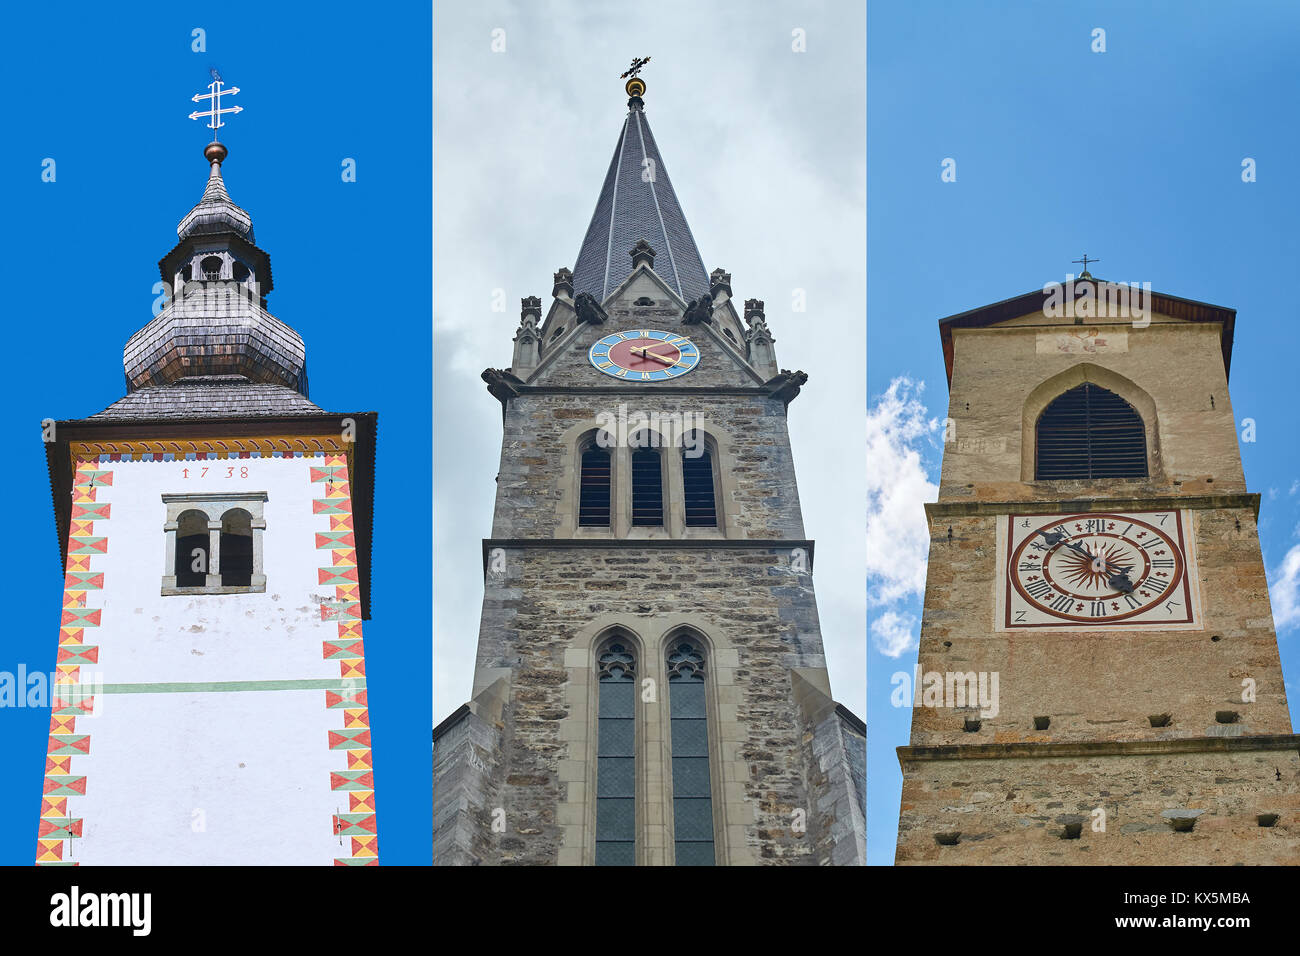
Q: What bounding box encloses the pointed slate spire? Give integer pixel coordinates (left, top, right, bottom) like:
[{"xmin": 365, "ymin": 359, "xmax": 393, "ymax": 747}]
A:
[{"xmin": 571, "ymin": 76, "xmax": 710, "ymax": 305}]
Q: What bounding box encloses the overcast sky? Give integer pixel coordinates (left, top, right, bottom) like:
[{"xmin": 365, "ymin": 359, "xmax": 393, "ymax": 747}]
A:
[{"xmin": 433, "ymin": 0, "xmax": 866, "ymax": 724}]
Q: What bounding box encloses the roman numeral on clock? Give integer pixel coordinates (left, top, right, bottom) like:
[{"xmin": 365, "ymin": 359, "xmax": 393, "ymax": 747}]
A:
[
  {"xmin": 1025, "ymin": 579, "xmax": 1051, "ymax": 599},
  {"xmin": 1049, "ymin": 594, "xmax": 1074, "ymax": 613}
]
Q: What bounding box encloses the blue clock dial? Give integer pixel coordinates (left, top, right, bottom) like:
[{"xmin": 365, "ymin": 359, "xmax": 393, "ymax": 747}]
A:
[{"xmin": 589, "ymin": 329, "xmax": 700, "ymax": 381}]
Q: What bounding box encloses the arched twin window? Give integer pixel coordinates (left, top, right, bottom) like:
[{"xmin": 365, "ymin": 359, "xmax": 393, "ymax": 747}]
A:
[
  {"xmin": 593, "ymin": 632, "xmax": 716, "ymax": 866},
  {"xmin": 162, "ymin": 492, "xmax": 266, "ymax": 595},
  {"xmin": 1035, "ymin": 383, "xmax": 1148, "ymax": 480},
  {"xmin": 173, "ymin": 507, "xmax": 254, "ymax": 587}
]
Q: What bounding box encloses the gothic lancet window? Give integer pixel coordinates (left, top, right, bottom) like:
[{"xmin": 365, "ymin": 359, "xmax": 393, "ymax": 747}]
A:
[
  {"xmin": 667, "ymin": 638, "xmax": 715, "ymax": 866},
  {"xmin": 631, "ymin": 439, "xmax": 664, "ymax": 526},
  {"xmin": 578, "ymin": 437, "xmax": 612, "ymax": 527},
  {"xmin": 595, "ymin": 639, "xmax": 637, "ymax": 866},
  {"xmin": 682, "ymin": 432, "xmax": 718, "ymax": 527},
  {"xmin": 1035, "ymin": 383, "xmax": 1148, "ymax": 480}
]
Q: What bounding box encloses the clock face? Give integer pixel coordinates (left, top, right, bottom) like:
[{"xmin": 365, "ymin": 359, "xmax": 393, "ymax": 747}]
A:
[
  {"xmin": 589, "ymin": 329, "xmax": 700, "ymax": 381},
  {"xmin": 997, "ymin": 511, "xmax": 1200, "ymax": 630}
]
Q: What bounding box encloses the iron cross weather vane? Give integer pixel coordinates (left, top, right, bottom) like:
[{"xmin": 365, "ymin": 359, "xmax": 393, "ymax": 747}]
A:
[
  {"xmin": 189, "ymin": 68, "xmax": 243, "ymax": 139},
  {"xmin": 621, "ymin": 56, "xmax": 651, "ymax": 80}
]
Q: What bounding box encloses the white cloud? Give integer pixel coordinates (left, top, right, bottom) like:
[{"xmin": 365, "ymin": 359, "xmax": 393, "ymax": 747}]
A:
[
  {"xmin": 1289, "ymin": 480, "xmax": 1299, "ymax": 496},
  {"xmin": 866, "ymin": 377, "xmax": 940, "ymax": 610},
  {"xmin": 1269, "ymin": 543, "xmax": 1300, "ymax": 634},
  {"xmin": 871, "ymin": 610, "xmax": 919, "ymax": 658}
]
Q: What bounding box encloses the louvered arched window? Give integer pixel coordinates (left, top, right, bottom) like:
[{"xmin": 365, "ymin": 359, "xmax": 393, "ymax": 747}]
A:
[
  {"xmin": 1035, "ymin": 383, "xmax": 1147, "ymax": 480},
  {"xmin": 630, "ymin": 435, "xmax": 664, "ymax": 526},
  {"xmin": 595, "ymin": 639, "xmax": 636, "ymax": 865},
  {"xmin": 682, "ymin": 431, "xmax": 718, "ymax": 527},
  {"xmin": 578, "ymin": 435, "xmax": 612, "ymax": 527},
  {"xmin": 667, "ymin": 638, "xmax": 715, "ymax": 866}
]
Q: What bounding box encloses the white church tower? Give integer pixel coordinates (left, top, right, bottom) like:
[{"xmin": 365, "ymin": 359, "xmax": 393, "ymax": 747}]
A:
[{"xmin": 36, "ymin": 78, "xmax": 379, "ymax": 865}]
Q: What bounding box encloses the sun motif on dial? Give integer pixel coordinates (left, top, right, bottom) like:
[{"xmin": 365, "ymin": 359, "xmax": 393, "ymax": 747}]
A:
[
  {"xmin": 1056, "ymin": 539, "xmax": 1133, "ymax": 590},
  {"xmin": 1001, "ymin": 511, "xmax": 1198, "ymax": 629},
  {"xmin": 589, "ymin": 329, "xmax": 700, "ymax": 381}
]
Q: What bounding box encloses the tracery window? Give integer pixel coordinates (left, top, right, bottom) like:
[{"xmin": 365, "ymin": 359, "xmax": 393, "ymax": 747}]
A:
[
  {"xmin": 595, "ymin": 639, "xmax": 637, "ymax": 866},
  {"xmin": 667, "ymin": 638, "xmax": 715, "ymax": 866}
]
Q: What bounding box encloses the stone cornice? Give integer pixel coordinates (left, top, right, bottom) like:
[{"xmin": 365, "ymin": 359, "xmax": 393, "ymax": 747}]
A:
[
  {"xmin": 481, "ymin": 537, "xmax": 814, "ymax": 572},
  {"xmin": 925, "ymin": 493, "xmax": 1260, "ymax": 520},
  {"xmin": 897, "ymin": 733, "xmax": 1300, "ymax": 767}
]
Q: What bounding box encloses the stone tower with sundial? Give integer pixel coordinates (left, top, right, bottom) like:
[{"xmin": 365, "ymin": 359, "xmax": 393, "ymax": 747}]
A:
[
  {"xmin": 895, "ymin": 269, "xmax": 1300, "ymax": 864},
  {"xmin": 433, "ymin": 70, "xmax": 865, "ymax": 866},
  {"xmin": 35, "ymin": 76, "xmax": 379, "ymax": 866}
]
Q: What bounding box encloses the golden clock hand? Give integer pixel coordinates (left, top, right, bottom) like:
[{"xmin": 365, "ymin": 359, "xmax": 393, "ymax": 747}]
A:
[{"xmin": 631, "ymin": 346, "xmax": 675, "ymax": 366}]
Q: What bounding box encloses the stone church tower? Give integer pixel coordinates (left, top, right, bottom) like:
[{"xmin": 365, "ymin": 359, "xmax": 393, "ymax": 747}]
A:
[
  {"xmin": 434, "ymin": 76, "xmax": 865, "ymax": 866},
  {"xmin": 896, "ymin": 272, "xmax": 1300, "ymax": 864},
  {"xmin": 36, "ymin": 138, "xmax": 379, "ymax": 865}
]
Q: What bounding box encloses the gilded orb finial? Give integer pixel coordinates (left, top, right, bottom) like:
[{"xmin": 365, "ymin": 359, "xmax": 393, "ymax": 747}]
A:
[{"xmin": 621, "ymin": 56, "xmax": 650, "ymax": 102}]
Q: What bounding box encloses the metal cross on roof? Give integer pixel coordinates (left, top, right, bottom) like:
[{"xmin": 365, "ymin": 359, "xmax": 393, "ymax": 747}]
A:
[
  {"xmin": 620, "ymin": 56, "xmax": 651, "ymax": 80},
  {"xmin": 1072, "ymin": 253, "xmax": 1100, "ymax": 275},
  {"xmin": 189, "ymin": 68, "xmax": 243, "ymax": 139}
]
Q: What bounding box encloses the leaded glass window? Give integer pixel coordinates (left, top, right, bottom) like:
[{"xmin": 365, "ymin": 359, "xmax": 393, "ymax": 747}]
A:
[
  {"xmin": 667, "ymin": 639, "xmax": 714, "ymax": 865},
  {"xmin": 595, "ymin": 640, "xmax": 636, "ymax": 865}
]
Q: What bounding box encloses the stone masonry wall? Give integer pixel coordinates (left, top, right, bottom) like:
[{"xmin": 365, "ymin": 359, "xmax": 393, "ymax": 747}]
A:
[
  {"xmin": 911, "ymin": 504, "xmax": 1290, "ymax": 748},
  {"xmin": 491, "ymin": 391, "xmax": 804, "ymax": 540},
  {"xmin": 897, "ymin": 747, "xmax": 1300, "ymax": 864},
  {"xmin": 472, "ymin": 544, "xmax": 829, "ymax": 865}
]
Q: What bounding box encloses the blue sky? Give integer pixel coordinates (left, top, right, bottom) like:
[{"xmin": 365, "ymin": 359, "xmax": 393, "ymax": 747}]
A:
[
  {"xmin": 867, "ymin": 0, "xmax": 1300, "ymax": 865},
  {"xmin": 0, "ymin": 3, "xmax": 430, "ymax": 864}
]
